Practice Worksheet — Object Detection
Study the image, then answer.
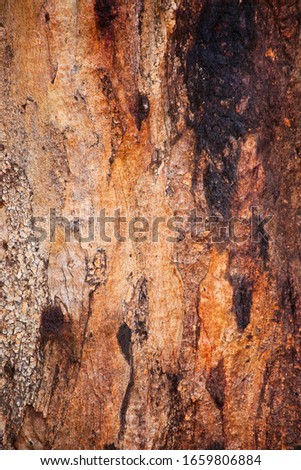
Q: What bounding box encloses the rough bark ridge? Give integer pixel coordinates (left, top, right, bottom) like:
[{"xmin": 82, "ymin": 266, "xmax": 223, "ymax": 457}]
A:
[{"xmin": 1, "ymin": 0, "xmax": 301, "ymax": 449}]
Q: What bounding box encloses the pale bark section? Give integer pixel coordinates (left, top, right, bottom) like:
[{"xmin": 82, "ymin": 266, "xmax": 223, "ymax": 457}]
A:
[{"xmin": 1, "ymin": 0, "xmax": 301, "ymax": 450}]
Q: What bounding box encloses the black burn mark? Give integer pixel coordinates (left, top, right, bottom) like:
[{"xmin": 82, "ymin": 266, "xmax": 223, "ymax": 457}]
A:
[
  {"xmin": 117, "ymin": 322, "xmax": 134, "ymax": 441},
  {"xmin": 138, "ymin": 0, "xmax": 144, "ymax": 38},
  {"xmin": 117, "ymin": 322, "xmax": 132, "ymax": 364},
  {"xmin": 207, "ymin": 441, "xmax": 225, "ymax": 450},
  {"xmin": 119, "ymin": 369, "xmax": 134, "ymax": 441},
  {"xmin": 40, "ymin": 304, "xmax": 65, "ymax": 344},
  {"xmin": 232, "ymin": 276, "xmax": 253, "ymax": 332},
  {"xmin": 4, "ymin": 361, "xmax": 15, "ymax": 380},
  {"xmin": 256, "ymin": 216, "xmax": 270, "ymax": 266},
  {"xmin": 104, "ymin": 442, "xmax": 118, "ymax": 449},
  {"xmin": 166, "ymin": 372, "xmax": 183, "ymax": 396},
  {"xmin": 163, "ymin": 371, "xmax": 185, "ymax": 449},
  {"xmin": 203, "ymin": 162, "xmax": 236, "ymax": 218},
  {"xmin": 281, "ymin": 276, "xmax": 297, "ymax": 317},
  {"xmin": 136, "ymin": 94, "xmax": 150, "ymax": 131},
  {"xmin": 281, "ymin": 276, "xmax": 298, "ymax": 336},
  {"xmin": 205, "ymin": 359, "xmax": 226, "ymax": 409},
  {"xmin": 185, "ymin": 1, "xmax": 256, "ymax": 215},
  {"xmin": 94, "ymin": 0, "xmax": 117, "ymax": 31},
  {"xmin": 134, "ymin": 278, "xmax": 148, "ymax": 343}
]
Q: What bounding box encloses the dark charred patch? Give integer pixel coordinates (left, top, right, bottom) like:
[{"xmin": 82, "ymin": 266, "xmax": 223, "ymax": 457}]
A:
[
  {"xmin": 94, "ymin": 0, "xmax": 117, "ymax": 31},
  {"xmin": 4, "ymin": 361, "xmax": 15, "ymax": 380},
  {"xmin": 0, "ymin": 143, "xmax": 5, "ymax": 151},
  {"xmin": 255, "ymin": 348, "xmax": 301, "ymax": 449},
  {"xmin": 6, "ymin": 44, "xmax": 14, "ymax": 63},
  {"xmin": 166, "ymin": 372, "xmax": 183, "ymax": 395},
  {"xmin": 205, "ymin": 359, "xmax": 226, "ymax": 409},
  {"xmin": 8, "ymin": 431, "xmax": 18, "ymax": 449},
  {"xmin": 136, "ymin": 320, "xmax": 148, "ymax": 341},
  {"xmin": 185, "ymin": 0, "xmax": 256, "ymax": 215},
  {"xmin": 45, "ymin": 12, "xmax": 50, "ymax": 23},
  {"xmin": 281, "ymin": 276, "xmax": 297, "ymax": 320},
  {"xmin": 136, "ymin": 93, "xmax": 150, "ymax": 130},
  {"xmin": 138, "ymin": 0, "xmax": 144, "ymax": 38},
  {"xmin": 203, "ymin": 162, "xmax": 236, "ymax": 218},
  {"xmin": 207, "ymin": 441, "xmax": 225, "ymax": 450},
  {"xmin": 256, "ymin": 216, "xmax": 270, "ymax": 265},
  {"xmin": 232, "ymin": 276, "xmax": 253, "ymax": 332},
  {"xmin": 117, "ymin": 322, "xmax": 132, "ymax": 364},
  {"xmin": 163, "ymin": 371, "xmax": 185, "ymax": 449},
  {"xmin": 50, "ymin": 364, "xmax": 60, "ymax": 397},
  {"xmin": 119, "ymin": 367, "xmax": 134, "ymax": 441},
  {"xmin": 40, "ymin": 304, "xmax": 65, "ymax": 342},
  {"xmin": 134, "ymin": 278, "xmax": 148, "ymax": 343},
  {"xmin": 104, "ymin": 442, "xmax": 118, "ymax": 449},
  {"xmin": 171, "ymin": 0, "xmax": 300, "ymax": 222}
]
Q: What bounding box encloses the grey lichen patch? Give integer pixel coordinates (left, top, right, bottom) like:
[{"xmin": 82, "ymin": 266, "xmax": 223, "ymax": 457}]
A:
[{"xmin": 1, "ymin": 159, "xmax": 49, "ymax": 448}]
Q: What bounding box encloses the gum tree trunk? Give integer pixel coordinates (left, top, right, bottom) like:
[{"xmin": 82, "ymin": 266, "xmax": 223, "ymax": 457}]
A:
[{"xmin": 1, "ymin": 0, "xmax": 301, "ymax": 450}]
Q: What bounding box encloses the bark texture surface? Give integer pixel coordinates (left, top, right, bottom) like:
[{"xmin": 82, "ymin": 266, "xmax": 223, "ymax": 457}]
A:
[{"xmin": 1, "ymin": 0, "xmax": 301, "ymax": 449}]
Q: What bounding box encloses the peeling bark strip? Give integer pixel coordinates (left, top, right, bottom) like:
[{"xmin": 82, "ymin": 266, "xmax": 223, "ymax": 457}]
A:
[{"xmin": 2, "ymin": 0, "xmax": 301, "ymax": 450}]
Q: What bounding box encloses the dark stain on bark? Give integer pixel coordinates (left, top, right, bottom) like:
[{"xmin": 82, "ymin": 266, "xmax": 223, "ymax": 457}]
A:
[
  {"xmin": 203, "ymin": 162, "xmax": 236, "ymax": 218},
  {"xmin": 281, "ymin": 275, "xmax": 297, "ymax": 318},
  {"xmin": 40, "ymin": 305, "xmax": 65, "ymax": 342},
  {"xmin": 207, "ymin": 441, "xmax": 225, "ymax": 450},
  {"xmin": 117, "ymin": 322, "xmax": 132, "ymax": 364},
  {"xmin": 136, "ymin": 93, "xmax": 150, "ymax": 131},
  {"xmin": 171, "ymin": 0, "xmax": 300, "ymax": 224},
  {"xmin": 134, "ymin": 278, "xmax": 148, "ymax": 343},
  {"xmin": 104, "ymin": 442, "xmax": 118, "ymax": 449},
  {"xmin": 232, "ymin": 276, "xmax": 253, "ymax": 332},
  {"xmin": 94, "ymin": 0, "xmax": 117, "ymax": 31},
  {"xmin": 138, "ymin": 0, "xmax": 144, "ymax": 38},
  {"xmin": 6, "ymin": 45, "xmax": 14, "ymax": 63},
  {"xmin": 162, "ymin": 371, "xmax": 185, "ymax": 449},
  {"xmin": 205, "ymin": 359, "xmax": 226, "ymax": 409},
  {"xmin": 118, "ymin": 361, "xmax": 134, "ymax": 442},
  {"xmin": 4, "ymin": 361, "xmax": 15, "ymax": 380},
  {"xmin": 185, "ymin": 0, "xmax": 256, "ymax": 216},
  {"xmin": 281, "ymin": 274, "xmax": 299, "ymax": 338},
  {"xmin": 255, "ymin": 216, "xmax": 270, "ymax": 266},
  {"xmin": 255, "ymin": 347, "xmax": 301, "ymax": 449}
]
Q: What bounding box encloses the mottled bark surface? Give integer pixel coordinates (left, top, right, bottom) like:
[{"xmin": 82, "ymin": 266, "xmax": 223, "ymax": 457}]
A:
[{"xmin": 1, "ymin": 0, "xmax": 301, "ymax": 450}]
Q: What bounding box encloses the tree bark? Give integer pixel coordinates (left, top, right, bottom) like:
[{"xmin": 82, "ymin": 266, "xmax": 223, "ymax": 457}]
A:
[{"xmin": 1, "ymin": 0, "xmax": 301, "ymax": 450}]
